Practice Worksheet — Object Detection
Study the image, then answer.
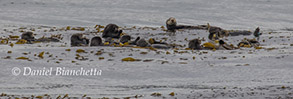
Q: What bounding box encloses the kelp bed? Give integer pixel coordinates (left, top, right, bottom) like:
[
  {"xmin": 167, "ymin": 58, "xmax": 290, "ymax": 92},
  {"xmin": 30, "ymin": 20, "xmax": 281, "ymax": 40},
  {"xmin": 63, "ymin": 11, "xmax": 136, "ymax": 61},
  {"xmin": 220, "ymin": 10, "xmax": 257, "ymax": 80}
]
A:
[{"xmin": 0, "ymin": 25, "xmax": 293, "ymax": 99}]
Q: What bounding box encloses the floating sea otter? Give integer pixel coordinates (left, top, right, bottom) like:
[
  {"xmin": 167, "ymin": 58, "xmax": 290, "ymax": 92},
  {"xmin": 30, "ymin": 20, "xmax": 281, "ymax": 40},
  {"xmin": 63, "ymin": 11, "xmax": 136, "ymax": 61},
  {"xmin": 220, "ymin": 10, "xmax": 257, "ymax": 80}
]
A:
[
  {"xmin": 207, "ymin": 23, "xmax": 257, "ymax": 41},
  {"xmin": 119, "ymin": 35, "xmax": 131, "ymax": 44},
  {"xmin": 101, "ymin": 35, "xmax": 137, "ymax": 46},
  {"xmin": 148, "ymin": 38, "xmax": 168, "ymax": 45},
  {"xmin": 166, "ymin": 17, "xmax": 228, "ymax": 40},
  {"xmin": 253, "ymin": 27, "xmax": 262, "ymax": 40},
  {"xmin": 21, "ymin": 32, "xmax": 35, "ymax": 43},
  {"xmin": 206, "ymin": 23, "xmax": 254, "ymax": 40},
  {"xmin": 166, "ymin": 17, "xmax": 207, "ymax": 31},
  {"xmin": 187, "ymin": 38, "xmax": 238, "ymax": 50},
  {"xmin": 136, "ymin": 38, "xmax": 150, "ymax": 47},
  {"xmin": 166, "ymin": 17, "xmax": 258, "ymax": 40},
  {"xmin": 237, "ymin": 38, "xmax": 260, "ymax": 48},
  {"xmin": 128, "ymin": 37, "xmax": 171, "ymax": 49},
  {"xmin": 218, "ymin": 40, "xmax": 235, "ymax": 50},
  {"xmin": 20, "ymin": 32, "xmax": 60, "ymax": 44},
  {"xmin": 207, "ymin": 25, "xmax": 228, "ymax": 40},
  {"xmin": 102, "ymin": 24, "xmax": 123, "ymax": 39},
  {"xmin": 188, "ymin": 39, "xmax": 202, "ymax": 50},
  {"xmin": 148, "ymin": 38, "xmax": 171, "ymax": 49},
  {"xmin": 90, "ymin": 36, "xmax": 103, "ymax": 46},
  {"xmin": 129, "ymin": 36, "xmax": 141, "ymax": 45},
  {"xmin": 35, "ymin": 37, "xmax": 60, "ymax": 43},
  {"xmin": 70, "ymin": 33, "xmax": 89, "ymax": 46}
]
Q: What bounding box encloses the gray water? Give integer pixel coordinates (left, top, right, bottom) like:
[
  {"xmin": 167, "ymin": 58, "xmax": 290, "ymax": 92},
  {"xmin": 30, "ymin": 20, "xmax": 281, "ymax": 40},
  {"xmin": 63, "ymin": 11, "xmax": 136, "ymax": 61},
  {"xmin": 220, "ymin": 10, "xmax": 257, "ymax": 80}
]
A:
[
  {"xmin": 1, "ymin": 0, "xmax": 293, "ymax": 99},
  {"xmin": 1, "ymin": 0, "xmax": 293, "ymax": 29}
]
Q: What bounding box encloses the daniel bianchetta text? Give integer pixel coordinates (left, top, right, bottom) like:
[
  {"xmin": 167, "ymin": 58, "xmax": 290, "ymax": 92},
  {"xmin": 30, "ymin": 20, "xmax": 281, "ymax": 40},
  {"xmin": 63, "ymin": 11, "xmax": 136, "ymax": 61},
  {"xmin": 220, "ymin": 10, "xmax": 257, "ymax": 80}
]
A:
[{"xmin": 15, "ymin": 67, "xmax": 102, "ymax": 76}]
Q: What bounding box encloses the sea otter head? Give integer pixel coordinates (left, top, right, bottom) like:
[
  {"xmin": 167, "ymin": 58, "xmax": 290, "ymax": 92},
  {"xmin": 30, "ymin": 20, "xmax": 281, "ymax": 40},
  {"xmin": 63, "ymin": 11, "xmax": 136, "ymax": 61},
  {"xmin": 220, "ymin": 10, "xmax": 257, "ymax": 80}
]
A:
[
  {"xmin": 188, "ymin": 39, "xmax": 201, "ymax": 50},
  {"xmin": 75, "ymin": 33, "xmax": 86, "ymax": 40},
  {"xmin": 113, "ymin": 27, "xmax": 123, "ymax": 34},
  {"xmin": 21, "ymin": 32, "xmax": 35, "ymax": 41},
  {"xmin": 219, "ymin": 40, "xmax": 225, "ymax": 45},
  {"xmin": 71, "ymin": 33, "xmax": 89, "ymax": 46},
  {"xmin": 166, "ymin": 17, "xmax": 177, "ymax": 25},
  {"xmin": 120, "ymin": 35, "xmax": 131, "ymax": 44},
  {"xmin": 90, "ymin": 36, "xmax": 102, "ymax": 46},
  {"xmin": 113, "ymin": 26, "xmax": 123, "ymax": 38},
  {"xmin": 166, "ymin": 17, "xmax": 177, "ymax": 30}
]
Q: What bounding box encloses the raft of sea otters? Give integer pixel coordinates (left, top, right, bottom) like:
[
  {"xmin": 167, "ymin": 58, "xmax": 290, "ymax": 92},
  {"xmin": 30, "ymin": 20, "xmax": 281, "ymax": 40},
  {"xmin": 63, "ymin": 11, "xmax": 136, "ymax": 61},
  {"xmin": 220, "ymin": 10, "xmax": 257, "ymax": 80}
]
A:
[{"xmin": 19, "ymin": 17, "xmax": 262, "ymax": 50}]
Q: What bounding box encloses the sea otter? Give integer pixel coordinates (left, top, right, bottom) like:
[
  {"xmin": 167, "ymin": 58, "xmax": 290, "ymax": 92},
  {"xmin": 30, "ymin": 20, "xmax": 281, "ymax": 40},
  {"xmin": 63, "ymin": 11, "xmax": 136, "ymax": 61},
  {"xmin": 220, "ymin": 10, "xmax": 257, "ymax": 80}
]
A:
[
  {"xmin": 148, "ymin": 38, "xmax": 168, "ymax": 45},
  {"xmin": 188, "ymin": 39, "xmax": 202, "ymax": 50},
  {"xmin": 128, "ymin": 36, "xmax": 140, "ymax": 45},
  {"xmin": 128, "ymin": 37, "xmax": 171, "ymax": 49},
  {"xmin": 120, "ymin": 35, "xmax": 131, "ymax": 44},
  {"xmin": 102, "ymin": 24, "xmax": 123, "ymax": 39},
  {"xmin": 90, "ymin": 36, "xmax": 103, "ymax": 46},
  {"xmin": 70, "ymin": 33, "xmax": 89, "ymax": 46},
  {"xmin": 136, "ymin": 38, "xmax": 150, "ymax": 47},
  {"xmin": 207, "ymin": 26, "xmax": 227, "ymax": 40},
  {"xmin": 148, "ymin": 38, "xmax": 172, "ymax": 49},
  {"xmin": 237, "ymin": 38, "xmax": 260, "ymax": 48},
  {"xmin": 253, "ymin": 27, "xmax": 261, "ymax": 40},
  {"xmin": 166, "ymin": 17, "xmax": 207, "ymax": 31},
  {"xmin": 117, "ymin": 36, "xmax": 140, "ymax": 46},
  {"xmin": 35, "ymin": 37, "xmax": 60, "ymax": 42},
  {"xmin": 166, "ymin": 17, "xmax": 225, "ymax": 40},
  {"xmin": 219, "ymin": 40, "xmax": 234, "ymax": 50},
  {"xmin": 166, "ymin": 17, "xmax": 255, "ymax": 40},
  {"xmin": 21, "ymin": 32, "xmax": 35, "ymax": 43},
  {"xmin": 207, "ymin": 26, "xmax": 258, "ymax": 40},
  {"xmin": 21, "ymin": 32, "xmax": 61, "ymax": 43},
  {"xmin": 247, "ymin": 38, "xmax": 260, "ymax": 47}
]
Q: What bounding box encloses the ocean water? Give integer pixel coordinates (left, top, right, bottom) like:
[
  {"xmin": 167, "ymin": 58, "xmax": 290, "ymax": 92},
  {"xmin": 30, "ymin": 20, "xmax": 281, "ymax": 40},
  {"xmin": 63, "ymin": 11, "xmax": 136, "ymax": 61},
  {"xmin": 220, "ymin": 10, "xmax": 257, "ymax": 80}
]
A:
[
  {"xmin": 1, "ymin": 0, "xmax": 293, "ymax": 29},
  {"xmin": 1, "ymin": 0, "xmax": 293, "ymax": 98}
]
